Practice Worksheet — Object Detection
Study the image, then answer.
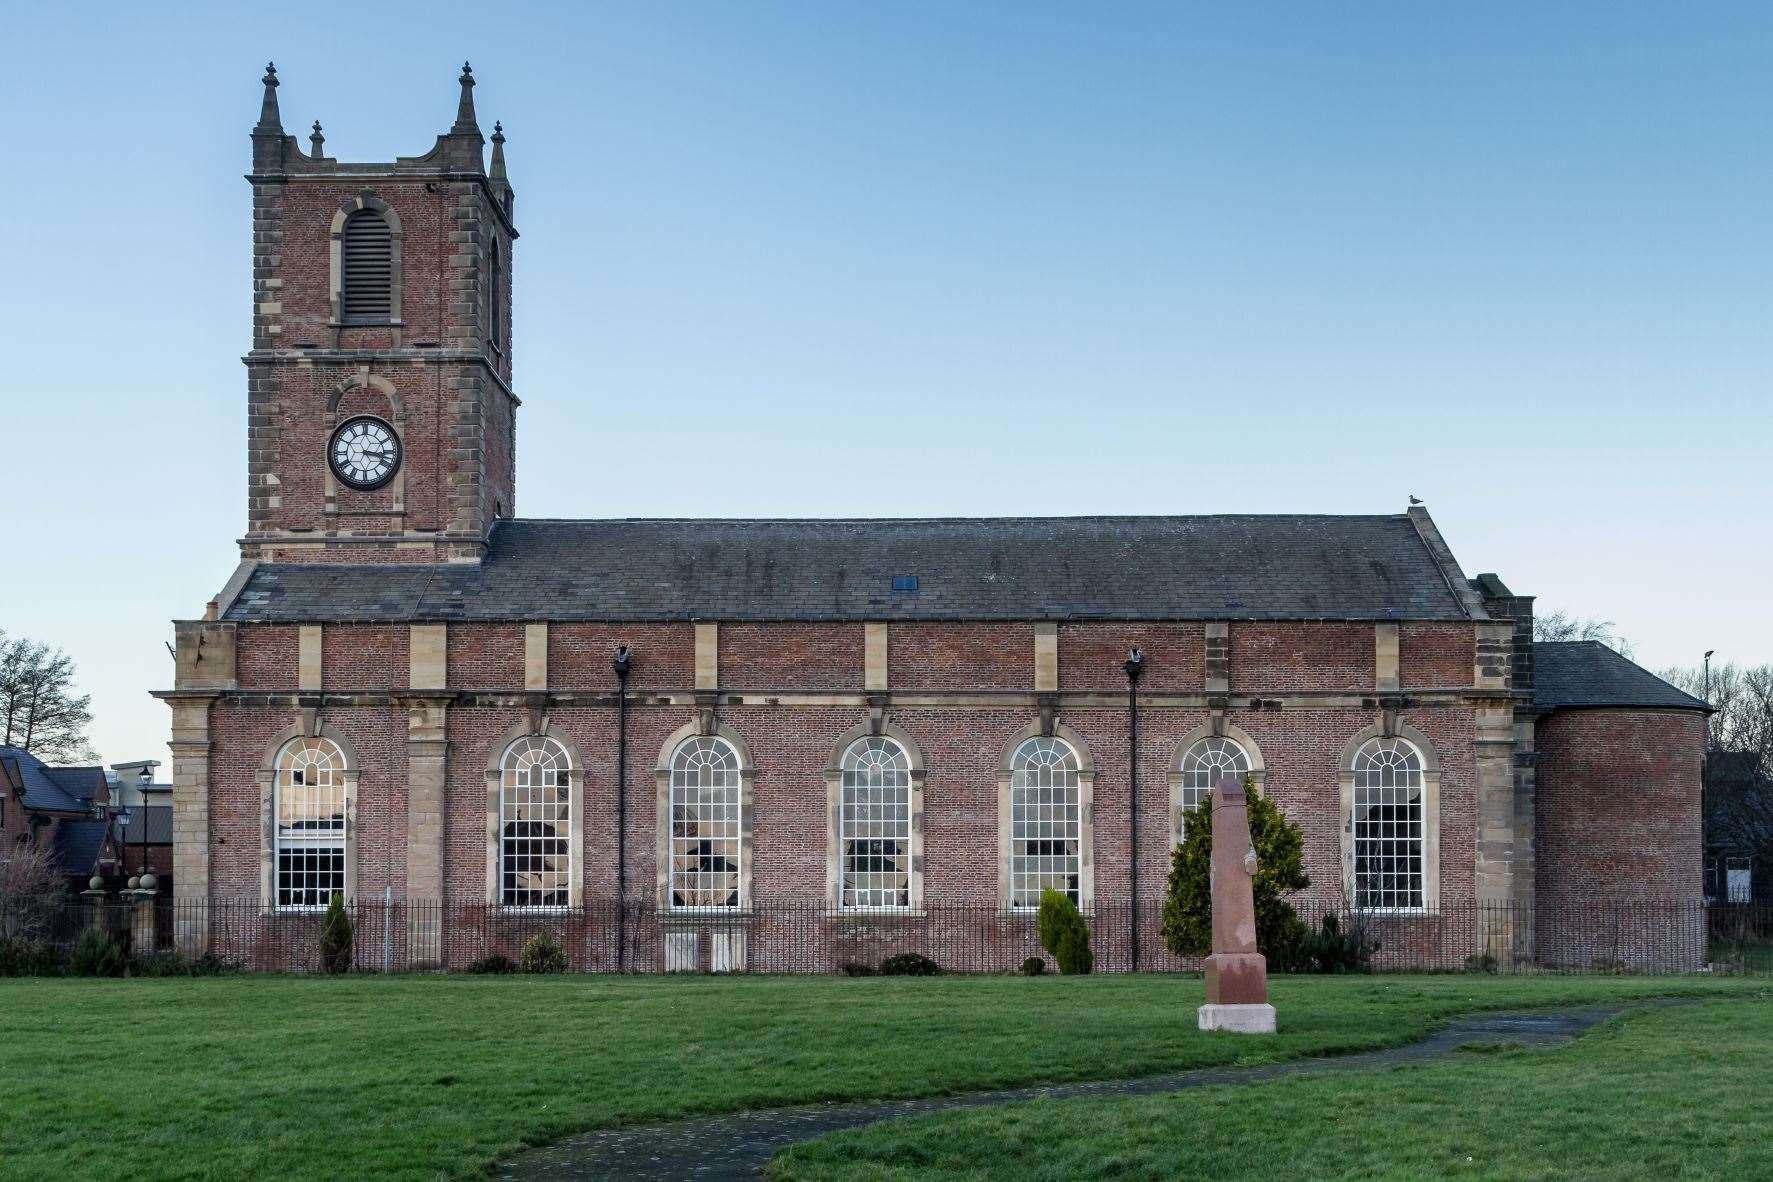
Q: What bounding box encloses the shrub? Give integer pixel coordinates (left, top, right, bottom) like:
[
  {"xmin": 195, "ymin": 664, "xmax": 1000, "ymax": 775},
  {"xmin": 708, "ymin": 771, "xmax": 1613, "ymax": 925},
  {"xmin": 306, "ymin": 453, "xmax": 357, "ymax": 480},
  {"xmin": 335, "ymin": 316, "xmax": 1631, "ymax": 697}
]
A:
[
  {"xmin": 70, "ymin": 928, "xmax": 130, "ymax": 978},
  {"xmin": 1037, "ymin": 889, "xmax": 1093, "ymax": 975},
  {"xmin": 1161, "ymin": 776, "xmax": 1309, "ymax": 961},
  {"xmin": 879, "ymin": 951, "xmax": 940, "ymax": 976},
  {"xmin": 0, "ymin": 937, "xmax": 61, "ymax": 977},
  {"xmin": 131, "ymin": 950, "xmax": 239, "ymax": 978},
  {"xmin": 1463, "ymin": 950, "xmax": 1499, "ymax": 975},
  {"xmin": 520, "ymin": 932, "xmax": 567, "ymax": 974},
  {"xmin": 464, "ymin": 953, "xmax": 518, "ymax": 975},
  {"xmin": 319, "ymin": 892, "xmax": 353, "ymax": 974},
  {"xmin": 841, "ymin": 960, "xmax": 880, "ymax": 977},
  {"xmin": 1283, "ymin": 912, "xmax": 1379, "ymax": 974},
  {"xmin": 1019, "ymin": 955, "xmax": 1046, "ymax": 976}
]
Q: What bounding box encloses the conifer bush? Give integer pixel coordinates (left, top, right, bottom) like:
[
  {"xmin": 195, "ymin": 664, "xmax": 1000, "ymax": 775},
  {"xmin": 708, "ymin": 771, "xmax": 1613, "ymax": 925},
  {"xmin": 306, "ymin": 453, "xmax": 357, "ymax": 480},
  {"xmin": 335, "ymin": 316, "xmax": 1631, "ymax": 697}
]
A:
[
  {"xmin": 319, "ymin": 892, "xmax": 353, "ymax": 974},
  {"xmin": 519, "ymin": 932, "xmax": 567, "ymax": 974},
  {"xmin": 1161, "ymin": 776, "xmax": 1309, "ymax": 961},
  {"xmin": 1037, "ymin": 889, "xmax": 1093, "ymax": 974}
]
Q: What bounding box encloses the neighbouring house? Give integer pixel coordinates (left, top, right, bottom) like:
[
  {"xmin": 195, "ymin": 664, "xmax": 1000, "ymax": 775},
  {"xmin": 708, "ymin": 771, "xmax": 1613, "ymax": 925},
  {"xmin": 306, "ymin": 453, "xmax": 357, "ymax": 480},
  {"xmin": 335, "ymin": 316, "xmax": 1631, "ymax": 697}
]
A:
[
  {"xmin": 0, "ymin": 746, "xmax": 124, "ymax": 890},
  {"xmin": 154, "ymin": 64, "xmax": 1713, "ymax": 973}
]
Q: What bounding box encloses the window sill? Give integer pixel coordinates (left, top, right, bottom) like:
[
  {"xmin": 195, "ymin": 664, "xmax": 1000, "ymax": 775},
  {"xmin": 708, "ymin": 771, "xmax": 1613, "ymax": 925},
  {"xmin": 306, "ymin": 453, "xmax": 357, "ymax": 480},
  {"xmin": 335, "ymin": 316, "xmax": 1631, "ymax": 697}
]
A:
[{"xmin": 829, "ymin": 908, "xmax": 925, "ymax": 920}]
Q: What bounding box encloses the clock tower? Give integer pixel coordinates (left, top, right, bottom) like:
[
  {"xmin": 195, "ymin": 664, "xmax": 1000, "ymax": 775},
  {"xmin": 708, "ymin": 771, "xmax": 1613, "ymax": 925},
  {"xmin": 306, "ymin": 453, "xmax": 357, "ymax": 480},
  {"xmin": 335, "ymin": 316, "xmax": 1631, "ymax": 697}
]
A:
[{"xmin": 242, "ymin": 63, "xmax": 517, "ymax": 564}]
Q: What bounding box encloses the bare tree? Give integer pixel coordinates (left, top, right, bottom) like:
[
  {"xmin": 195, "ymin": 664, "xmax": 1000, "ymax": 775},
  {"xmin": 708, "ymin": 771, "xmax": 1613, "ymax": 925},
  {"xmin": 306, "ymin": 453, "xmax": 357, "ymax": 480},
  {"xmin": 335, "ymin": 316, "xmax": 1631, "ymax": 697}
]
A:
[
  {"xmin": 0, "ymin": 840, "xmax": 64, "ymax": 942},
  {"xmin": 0, "ymin": 630, "xmax": 96, "ymax": 763},
  {"xmin": 1662, "ymin": 660, "xmax": 1773, "ymax": 867},
  {"xmin": 1533, "ymin": 610, "xmax": 1633, "ymax": 658}
]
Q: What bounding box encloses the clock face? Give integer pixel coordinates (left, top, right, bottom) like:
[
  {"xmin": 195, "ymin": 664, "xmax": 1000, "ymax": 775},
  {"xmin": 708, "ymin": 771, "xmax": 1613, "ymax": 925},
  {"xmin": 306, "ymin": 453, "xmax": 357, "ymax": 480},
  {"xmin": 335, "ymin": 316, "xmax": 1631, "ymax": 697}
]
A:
[{"xmin": 329, "ymin": 417, "xmax": 401, "ymax": 490}]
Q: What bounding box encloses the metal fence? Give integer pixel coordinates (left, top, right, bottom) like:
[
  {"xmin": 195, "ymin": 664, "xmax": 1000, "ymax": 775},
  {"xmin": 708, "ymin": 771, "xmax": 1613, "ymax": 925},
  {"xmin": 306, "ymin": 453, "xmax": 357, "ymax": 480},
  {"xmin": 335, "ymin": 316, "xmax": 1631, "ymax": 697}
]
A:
[{"xmin": 4, "ymin": 895, "xmax": 1771, "ymax": 976}]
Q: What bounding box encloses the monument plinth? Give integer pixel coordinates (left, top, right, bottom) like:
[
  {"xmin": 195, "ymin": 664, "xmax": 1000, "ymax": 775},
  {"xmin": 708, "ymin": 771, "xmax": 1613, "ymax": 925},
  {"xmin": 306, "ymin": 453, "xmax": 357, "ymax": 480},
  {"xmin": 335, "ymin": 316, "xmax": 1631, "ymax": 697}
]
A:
[{"xmin": 1198, "ymin": 773, "xmax": 1277, "ymax": 1034}]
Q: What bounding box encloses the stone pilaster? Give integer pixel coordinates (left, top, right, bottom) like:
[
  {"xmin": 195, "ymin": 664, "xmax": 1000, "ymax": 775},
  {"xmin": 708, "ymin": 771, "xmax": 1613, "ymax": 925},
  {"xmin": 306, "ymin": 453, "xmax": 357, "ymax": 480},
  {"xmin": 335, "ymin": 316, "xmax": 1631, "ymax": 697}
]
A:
[
  {"xmin": 864, "ymin": 623, "xmax": 889, "ymax": 692},
  {"xmin": 1374, "ymin": 623, "xmax": 1399, "ymax": 692},
  {"xmin": 404, "ymin": 695, "xmax": 449, "ymax": 965},
  {"xmin": 695, "ymin": 623, "xmax": 719, "ymax": 690},
  {"xmin": 524, "ymin": 623, "xmax": 548, "ymax": 691},
  {"xmin": 1033, "ymin": 622, "xmax": 1058, "ymax": 692},
  {"xmin": 168, "ymin": 694, "xmax": 217, "ymax": 955}
]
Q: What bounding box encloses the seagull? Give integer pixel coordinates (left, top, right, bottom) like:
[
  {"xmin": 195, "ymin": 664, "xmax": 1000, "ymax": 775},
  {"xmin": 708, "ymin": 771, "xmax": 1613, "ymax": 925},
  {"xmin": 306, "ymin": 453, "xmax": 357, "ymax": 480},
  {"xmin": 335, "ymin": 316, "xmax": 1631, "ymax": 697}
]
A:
[{"xmin": 1408, "ymin": 496, "xmax": 1423, "ymax": 505}]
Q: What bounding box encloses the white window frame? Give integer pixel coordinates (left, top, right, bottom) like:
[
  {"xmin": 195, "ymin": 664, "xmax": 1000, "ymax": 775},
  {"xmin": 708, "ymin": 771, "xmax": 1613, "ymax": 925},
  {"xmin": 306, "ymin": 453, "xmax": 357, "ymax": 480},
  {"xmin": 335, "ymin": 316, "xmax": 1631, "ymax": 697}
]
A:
[
  {"xmin": 1174, "ymin": 735, "xmax": 1253, "ymax": 842},
  {"xmin": 272, "ymin": 736, "xmax": 349, "ymax": 913},
  {"xmin": 1348, "ymin": 735, "xmax": 1429, "ymax": 914},
  {"xmin": 837, "ymin": 736, "xmax": 915, "ymax": 912},
  {"xmin": 498, "ymin": 736, "xmax": 573, "ymax": 912},
  {"xmin": 666, "ymin": 734, "xmax": 746, "ymax": 913},
  {"xmin": 1003, "ymin": 734, "xmax": 1088, "ymax": 912}
]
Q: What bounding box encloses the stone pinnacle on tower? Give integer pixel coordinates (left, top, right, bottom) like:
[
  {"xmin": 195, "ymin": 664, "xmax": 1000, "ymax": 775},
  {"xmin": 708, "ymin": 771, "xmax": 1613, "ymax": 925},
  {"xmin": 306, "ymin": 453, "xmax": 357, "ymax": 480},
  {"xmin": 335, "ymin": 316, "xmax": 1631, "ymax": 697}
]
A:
[
  {"xmin": 451, "ymin": 60, "xmax": 479, "ymax": 134},
  {"xmin": 309, "ymin": 120, "xmax": 325, "ymax": 158},
  {"xmin": 490, "ymin": 121, "xmax": 507, "ymax": 179},
  {"xmin": 255, "ymin": 62, "xmax": 283, "ymax": 133}
]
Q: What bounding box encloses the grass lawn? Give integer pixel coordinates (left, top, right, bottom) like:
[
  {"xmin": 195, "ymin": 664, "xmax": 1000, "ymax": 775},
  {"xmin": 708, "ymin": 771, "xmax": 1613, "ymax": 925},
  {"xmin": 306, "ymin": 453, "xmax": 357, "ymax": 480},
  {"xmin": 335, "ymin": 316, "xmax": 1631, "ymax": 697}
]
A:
[
  {"xmin": 0, "ymin": 975, "xmax": 1764, "ymax": 1181},
  {"xmin": 772, "ymin": 991, "xmax": 1773, "ymax": 1181}
]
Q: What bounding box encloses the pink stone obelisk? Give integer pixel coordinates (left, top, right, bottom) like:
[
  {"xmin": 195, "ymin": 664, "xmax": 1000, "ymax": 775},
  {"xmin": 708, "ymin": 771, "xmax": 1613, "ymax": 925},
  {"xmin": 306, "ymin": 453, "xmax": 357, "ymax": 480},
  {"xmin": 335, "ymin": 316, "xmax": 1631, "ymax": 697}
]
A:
[{"xmin": 1198, "ymin": 773, "xmax": 1277, "ymax": 1033}]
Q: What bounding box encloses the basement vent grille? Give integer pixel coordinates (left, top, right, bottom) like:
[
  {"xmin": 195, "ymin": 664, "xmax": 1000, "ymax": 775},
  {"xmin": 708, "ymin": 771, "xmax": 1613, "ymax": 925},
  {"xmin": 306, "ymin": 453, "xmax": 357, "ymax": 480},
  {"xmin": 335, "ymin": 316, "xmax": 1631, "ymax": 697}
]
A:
[{"xmin": 342, "ymin": 211, "xmax": 392, "ymax": 320}]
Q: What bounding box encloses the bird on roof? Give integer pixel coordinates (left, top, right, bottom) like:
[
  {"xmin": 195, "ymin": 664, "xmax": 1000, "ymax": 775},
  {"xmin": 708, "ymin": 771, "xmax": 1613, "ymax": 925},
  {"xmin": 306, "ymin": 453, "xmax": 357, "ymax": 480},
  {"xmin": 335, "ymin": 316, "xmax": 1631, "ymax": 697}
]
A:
[{"xmin": 1408, "ymin": 496, "xmax": 1423, "ymax": 505}]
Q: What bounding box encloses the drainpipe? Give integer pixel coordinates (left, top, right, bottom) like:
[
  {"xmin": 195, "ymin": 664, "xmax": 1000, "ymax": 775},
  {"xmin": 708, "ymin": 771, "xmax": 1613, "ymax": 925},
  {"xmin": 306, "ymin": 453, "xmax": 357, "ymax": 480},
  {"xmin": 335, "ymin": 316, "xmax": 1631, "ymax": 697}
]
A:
[
  {"xmin": 613, "ymin": 645, "xmax": 632, "ymax": 972},
  {"xmin": 1122, "ymin": 648, "xmax": 1145, "ymax": 971}
]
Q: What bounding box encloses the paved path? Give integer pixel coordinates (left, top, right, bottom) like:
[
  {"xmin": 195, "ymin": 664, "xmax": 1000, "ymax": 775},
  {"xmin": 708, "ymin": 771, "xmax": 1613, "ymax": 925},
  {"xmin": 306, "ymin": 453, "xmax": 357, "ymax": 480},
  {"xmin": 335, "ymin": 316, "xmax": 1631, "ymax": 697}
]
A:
[{"xmin": 498, "ymin": 1003, "xmax": 1643, "ymax": 1181}]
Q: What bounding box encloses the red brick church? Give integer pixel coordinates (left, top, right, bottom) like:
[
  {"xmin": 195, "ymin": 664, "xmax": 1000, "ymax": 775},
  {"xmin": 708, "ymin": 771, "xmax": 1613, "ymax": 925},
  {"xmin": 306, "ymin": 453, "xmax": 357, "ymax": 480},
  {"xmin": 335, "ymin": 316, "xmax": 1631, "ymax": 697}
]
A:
[{"xmin": 158, "ymin": 65, "xmax": 1709, "ymax": 972}]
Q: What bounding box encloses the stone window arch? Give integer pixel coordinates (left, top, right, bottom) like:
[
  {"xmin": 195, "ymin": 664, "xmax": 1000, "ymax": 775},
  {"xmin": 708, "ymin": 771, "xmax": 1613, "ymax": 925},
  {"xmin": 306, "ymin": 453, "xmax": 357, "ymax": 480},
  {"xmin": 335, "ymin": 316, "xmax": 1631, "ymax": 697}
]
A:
[
  {"xmin": 824, "ymin": 721, "xmax": 925, "ymax": 911},
  {"xmin": 329, "ymin": 195, "xmax": 404, "ymax": 326},
  {"xmin": 1170, "ymin": 723, "xmax": 1266, "ymax": 846},
  {"xmin": 998, "ymin": 722, "xmax": 1095, "ymax": 911},
  {"xmin": 1340, "ymin": 724, "xmax": 1441, "ymax": 912},
  {"xmin": 259, "ymin": 722, "xmax": 359, "ymax": 911},
  {"xmin": 656, "ymin": 722, "xmax": 754, "ymax": 911}
]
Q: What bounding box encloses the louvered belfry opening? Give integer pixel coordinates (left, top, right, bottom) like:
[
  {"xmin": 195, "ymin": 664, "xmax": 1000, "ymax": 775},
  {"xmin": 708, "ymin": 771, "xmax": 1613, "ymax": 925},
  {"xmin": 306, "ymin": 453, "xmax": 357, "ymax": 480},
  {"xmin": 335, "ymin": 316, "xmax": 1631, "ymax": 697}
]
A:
[{"xmin": 342, "ymin": 210, "xmax": 393, "ymax": 320}]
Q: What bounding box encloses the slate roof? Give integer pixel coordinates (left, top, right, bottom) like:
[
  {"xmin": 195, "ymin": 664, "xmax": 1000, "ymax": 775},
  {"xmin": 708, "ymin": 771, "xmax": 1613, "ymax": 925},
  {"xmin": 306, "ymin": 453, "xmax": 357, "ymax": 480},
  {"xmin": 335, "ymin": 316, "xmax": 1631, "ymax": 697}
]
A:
[
  {"xmin": 1533, "ymin": 642, "xmax": 1709, "ymax": 713},
  {"xmin": 53, "ymin": 819, "xmax": 112, "ymax": 877},
  {"xmin": 0, "ymin": 747, "xmax": 101, "ymax": 814},
  {"xmin": 224, "ymin": 515, "xmax": 1479, "ymax": 623},
  {"xmin": 126, "ymin": 805, "xmax": 173, "ymax": 845}
]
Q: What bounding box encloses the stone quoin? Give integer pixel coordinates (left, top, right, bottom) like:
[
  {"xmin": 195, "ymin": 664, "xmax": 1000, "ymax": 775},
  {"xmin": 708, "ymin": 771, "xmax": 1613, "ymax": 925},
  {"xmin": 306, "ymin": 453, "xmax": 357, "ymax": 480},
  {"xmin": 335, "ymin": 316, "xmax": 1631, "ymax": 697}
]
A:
[{"xmin": 155, "ymin": 64, "xmax": 1712, "ymax": 972}]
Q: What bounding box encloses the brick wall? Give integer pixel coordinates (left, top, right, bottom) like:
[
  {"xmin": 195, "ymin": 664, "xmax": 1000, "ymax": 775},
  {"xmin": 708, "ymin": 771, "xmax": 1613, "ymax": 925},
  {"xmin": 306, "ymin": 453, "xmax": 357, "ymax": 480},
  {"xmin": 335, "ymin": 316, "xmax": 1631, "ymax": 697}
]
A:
[
  {"xmin": 209, "ymin": 618, "xmax": 1491, "ymax": 921},
  {"xmin": 1228, "ymin": 621, "xmax": 1373, "ymax": 692},
  {"xmin": 1535, "ymin": 708, "xmax": 1706, "ymax": 903}
]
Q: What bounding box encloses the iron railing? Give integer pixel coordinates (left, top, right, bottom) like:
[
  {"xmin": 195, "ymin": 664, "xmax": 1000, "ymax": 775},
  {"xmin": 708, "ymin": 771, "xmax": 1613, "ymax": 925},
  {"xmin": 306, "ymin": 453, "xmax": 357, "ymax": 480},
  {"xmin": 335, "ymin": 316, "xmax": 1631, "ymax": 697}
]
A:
[{"xmin": 4, "ymin": 895, "xmax": 1770, "ymax": 976}]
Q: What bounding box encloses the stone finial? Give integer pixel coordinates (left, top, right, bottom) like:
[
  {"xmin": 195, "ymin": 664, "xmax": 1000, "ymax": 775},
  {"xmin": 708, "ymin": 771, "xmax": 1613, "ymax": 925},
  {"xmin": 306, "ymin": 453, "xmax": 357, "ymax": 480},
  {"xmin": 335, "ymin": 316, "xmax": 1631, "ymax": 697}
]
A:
[
  {"xmin": 255, "ymin": 61, "xmax": 283, "ymax": 133},
  {"xmin": 451, "ymin": 60, "xmax": 480, "ymax": 134},
  {"xmin": 489, "ymin": 121, "xmax": 507, "ymax": 179},
  {"xmin": 309, "ymin": 120, "xmax": 325, "ymax": 158}
]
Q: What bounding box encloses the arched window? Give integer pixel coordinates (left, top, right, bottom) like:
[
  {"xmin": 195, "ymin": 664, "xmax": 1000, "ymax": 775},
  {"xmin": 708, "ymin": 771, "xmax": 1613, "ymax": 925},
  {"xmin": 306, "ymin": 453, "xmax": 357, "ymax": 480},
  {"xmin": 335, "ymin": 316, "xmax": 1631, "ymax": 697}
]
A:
[
  {"xmin": 839, "ymin": 736, "xmax": 912, "ymax": 910},
  {"xmin": 1351, "ymin": 737, "xmax": 1426, "ymax": 911},
  {"xmin": 274, "ymin": 736, "xmax": 347, "ymax": 910},
  {"xmin": 1008, "ymin": 736, "xmax": 1081, "ymax": 909},
  {"xmin": 499, "ymin": 736, "xmax": 572, "ymax": 908},
  {"xmin": 669, "ymin": 736, "xmax": 743, "ymax": 909},
  {"xmin": 1176, "ymin": 736, "xmax": 1251, "ymax": 835},
  {"xmin": 341, "ymin": 209, "xmax": 392, "ymax": 320}
]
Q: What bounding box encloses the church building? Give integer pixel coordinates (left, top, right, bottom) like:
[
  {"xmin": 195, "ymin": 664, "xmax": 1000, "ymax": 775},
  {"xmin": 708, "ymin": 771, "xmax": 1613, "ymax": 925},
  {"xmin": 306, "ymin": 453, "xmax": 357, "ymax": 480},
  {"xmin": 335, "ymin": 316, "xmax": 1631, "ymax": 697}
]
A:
[{"xmin": 158, "ymin": 65, "xmax": 1710, "ymax": 972}]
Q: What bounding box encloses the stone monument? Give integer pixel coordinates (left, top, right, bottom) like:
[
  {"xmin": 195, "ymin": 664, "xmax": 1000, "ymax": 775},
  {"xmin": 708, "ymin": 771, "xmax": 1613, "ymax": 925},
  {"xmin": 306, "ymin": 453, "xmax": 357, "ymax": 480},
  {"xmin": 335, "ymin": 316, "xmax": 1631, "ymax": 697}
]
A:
[{"xmin": 1198, "ymin": 773, "xmax": 1277, "ymax": 1033}]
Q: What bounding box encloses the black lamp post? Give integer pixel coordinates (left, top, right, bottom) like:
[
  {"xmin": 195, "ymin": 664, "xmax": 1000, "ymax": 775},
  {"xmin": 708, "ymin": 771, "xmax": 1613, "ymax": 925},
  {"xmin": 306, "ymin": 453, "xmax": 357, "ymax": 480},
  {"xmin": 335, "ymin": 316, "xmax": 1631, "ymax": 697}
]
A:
[
  {"xmin": 1122, "ymin": 648, "xmax": 1145, "ymax": 972},
  {"xmin": 137, "ymin": 766, "xmax": 153, "ymax": 889},
  {"xmin": 613, "ymin": 645, "xmax": 633, "ymax": 972}
]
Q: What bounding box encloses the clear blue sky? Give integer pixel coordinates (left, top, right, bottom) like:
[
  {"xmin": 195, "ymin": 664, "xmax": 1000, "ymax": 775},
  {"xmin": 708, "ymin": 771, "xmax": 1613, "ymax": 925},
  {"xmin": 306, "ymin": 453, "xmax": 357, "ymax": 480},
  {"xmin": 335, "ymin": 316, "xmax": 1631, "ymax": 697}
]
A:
[{"xmin": 2, "ymin": 2, "xmax": 1768, "ymax": 767}]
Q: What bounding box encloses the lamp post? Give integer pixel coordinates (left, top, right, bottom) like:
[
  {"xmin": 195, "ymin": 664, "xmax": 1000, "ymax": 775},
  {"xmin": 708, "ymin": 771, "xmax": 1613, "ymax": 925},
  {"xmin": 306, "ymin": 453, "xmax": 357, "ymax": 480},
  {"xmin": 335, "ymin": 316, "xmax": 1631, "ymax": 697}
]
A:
[
  {"xmin": 1122, "ymin": 647, "xmax": 1145, "ymax": 972},
  {"xmin": 137, "ymin": 766, "xmax": 153, "ymax": 890},
  {"xmin": 115, "ymin": 808, "xmax": 132, "ymax": 889}
]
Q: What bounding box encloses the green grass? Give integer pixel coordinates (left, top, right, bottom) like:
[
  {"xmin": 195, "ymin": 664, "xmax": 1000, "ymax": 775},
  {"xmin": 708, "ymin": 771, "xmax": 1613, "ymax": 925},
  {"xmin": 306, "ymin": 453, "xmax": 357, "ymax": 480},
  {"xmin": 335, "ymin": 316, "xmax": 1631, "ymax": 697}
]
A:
[
  {"xmin": 0, "ymin": 975, "xmax": 1765, "ymax": 1181},
  {"xmin": 772, "ymin": 991, "xmax": 1773, "ymax": 1181}
]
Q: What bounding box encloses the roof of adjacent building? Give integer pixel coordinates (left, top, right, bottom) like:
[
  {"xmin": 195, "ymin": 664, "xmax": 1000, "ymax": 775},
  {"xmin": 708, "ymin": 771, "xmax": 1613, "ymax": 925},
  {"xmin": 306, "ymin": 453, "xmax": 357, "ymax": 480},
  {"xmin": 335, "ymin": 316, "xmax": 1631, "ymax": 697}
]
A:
[
  {"xmin": 1532, "ymin": 641, "xmax": 1709, "ymax": 713},
  {"xmin": 224, "ymin": 514, "xmax": 1482, "ymax": 623},
  {"xmin": 53, "ymin": 819, "xmax": 113, "ymax": 877},
  {"xmin": 0, "ymin": 747, "xmax": 105, "ymax": 814}
]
